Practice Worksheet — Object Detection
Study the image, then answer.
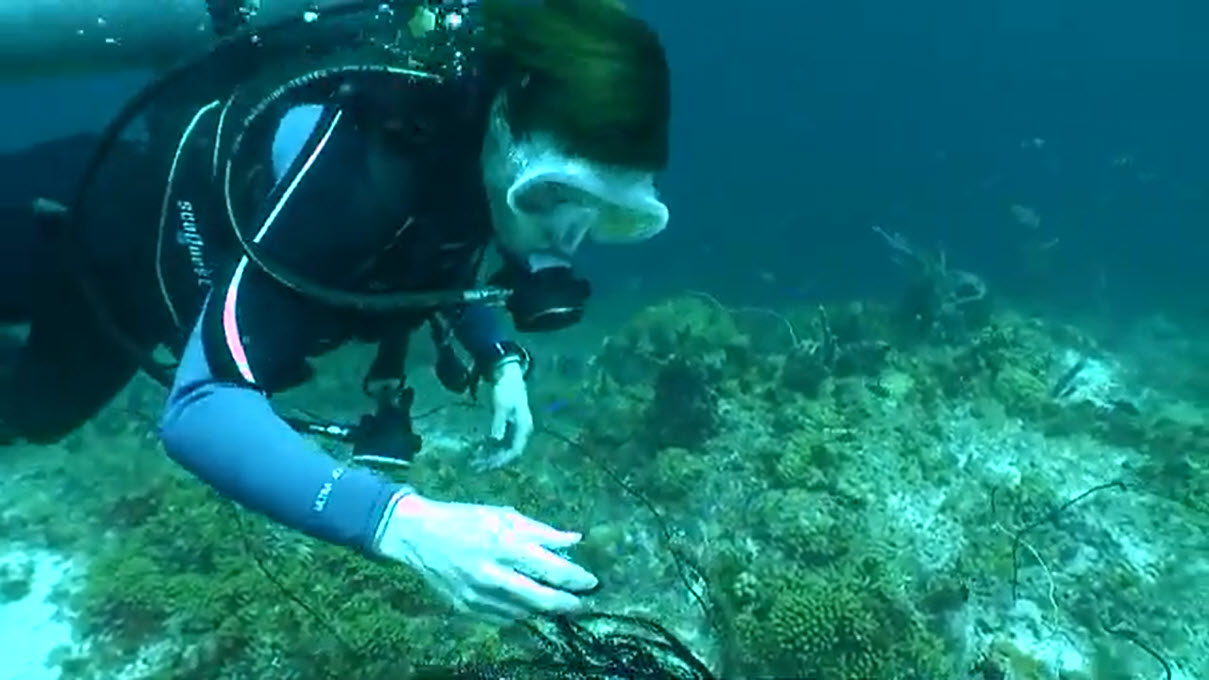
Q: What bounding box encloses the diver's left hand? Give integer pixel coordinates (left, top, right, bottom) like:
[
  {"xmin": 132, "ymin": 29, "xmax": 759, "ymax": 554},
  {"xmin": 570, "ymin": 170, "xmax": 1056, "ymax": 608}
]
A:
[{"xmin": 477, "ymin": 359, "xmax": 533, "ymax": 470}]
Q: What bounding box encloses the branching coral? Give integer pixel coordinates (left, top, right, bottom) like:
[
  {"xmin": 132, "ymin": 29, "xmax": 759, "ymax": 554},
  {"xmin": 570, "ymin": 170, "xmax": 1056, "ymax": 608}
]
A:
[
  {"xmin": 735, "ymin": 560, "xmax": 946, "ymax": 679},
  {"xmin": 781, "ymin": 304, "xmax": 893, "ymax": 398}
]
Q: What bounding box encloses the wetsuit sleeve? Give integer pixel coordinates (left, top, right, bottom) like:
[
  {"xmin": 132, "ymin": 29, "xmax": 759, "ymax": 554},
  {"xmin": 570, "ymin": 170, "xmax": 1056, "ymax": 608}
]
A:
[
  {"xmin": 160, "ymin": 315, "xmax": 402, "ymax": 552},
  {"xmin": 160, "ymin": 105, "xmax": 405, "ymax": 551},
  {"xmin": 449, "ymin": 303, "xmax": 506, "ymax": 362}
]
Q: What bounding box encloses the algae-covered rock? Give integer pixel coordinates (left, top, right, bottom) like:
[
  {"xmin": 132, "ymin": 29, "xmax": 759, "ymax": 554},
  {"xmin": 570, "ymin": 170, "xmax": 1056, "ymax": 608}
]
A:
[
  {"xmin": 752, "ymin": 487, "xmax": 851, "ymax": 565},
  {"xmin": 782, "ymin": 343, "xmax": 830, "ymax": 397},
  {"xmin": 645, "ymin": 357, "xmax": 720, "ymax": 449},
  {"xmin": 0, "ymin": 557, "xmax": 33, "ymax": 603},
  {"xmin": 66, "ymin": 473, "xmax": 457, "ymax": 679},
  {"xmin": 774, "ymin": 430, "xmax": 844, "ymax": 489},
  {"xmin": 599, "ymin": 295, "xmax": 750, "ymax": 371}
]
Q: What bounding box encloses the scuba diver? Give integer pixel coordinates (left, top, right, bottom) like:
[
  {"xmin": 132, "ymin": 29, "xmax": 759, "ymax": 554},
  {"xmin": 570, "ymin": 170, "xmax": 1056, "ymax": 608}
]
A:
[{"xmin": 0, "ymin": 0, "xmax": 671, "ymax": 625}]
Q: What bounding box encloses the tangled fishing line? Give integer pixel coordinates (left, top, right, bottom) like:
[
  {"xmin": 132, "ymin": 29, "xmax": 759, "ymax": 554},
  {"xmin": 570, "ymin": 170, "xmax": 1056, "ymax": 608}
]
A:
[{"xmin": 228, "ymin": 404, "xmax": 720, "ymax": 679}]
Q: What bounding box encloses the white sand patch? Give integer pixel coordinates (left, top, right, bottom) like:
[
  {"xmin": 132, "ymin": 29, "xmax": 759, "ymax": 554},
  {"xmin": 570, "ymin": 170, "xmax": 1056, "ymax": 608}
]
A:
[{"xmin": 0, "ymin": 548, "xmax": 76, "ymax": 680}]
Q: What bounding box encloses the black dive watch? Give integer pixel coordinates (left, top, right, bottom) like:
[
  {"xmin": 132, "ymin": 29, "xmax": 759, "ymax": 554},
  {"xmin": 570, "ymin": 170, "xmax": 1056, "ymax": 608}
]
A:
[{"xmin": 478, "ymin": 340, "xmax": 533, "ymax": 381}]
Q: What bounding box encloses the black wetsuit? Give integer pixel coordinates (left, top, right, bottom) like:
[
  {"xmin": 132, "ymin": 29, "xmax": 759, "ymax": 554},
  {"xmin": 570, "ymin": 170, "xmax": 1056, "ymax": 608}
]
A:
[{"xmin": 0, "ymin": 68, "xmax": 522, "ymax": 551}]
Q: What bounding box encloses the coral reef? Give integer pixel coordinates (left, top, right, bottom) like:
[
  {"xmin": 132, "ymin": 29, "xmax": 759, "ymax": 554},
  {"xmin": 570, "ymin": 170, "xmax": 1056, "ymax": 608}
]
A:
[
  {"xmin": 57, "ymin": 469, "xmax": 490, "ymax": 679},
  {"xmin": 733, "ymin": 559, "xmax": 947, "ymax": 679},
  {"xmin": 2, "ymin": 255, "xmax": 1208, "ymax": 679},
  {"xmin": 576, "ymin": 288, "xmax": 1208, "ymax": 679}
]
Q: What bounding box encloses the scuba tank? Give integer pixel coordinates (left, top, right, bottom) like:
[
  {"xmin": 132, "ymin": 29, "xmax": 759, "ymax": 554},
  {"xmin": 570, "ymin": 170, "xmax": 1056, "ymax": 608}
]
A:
[{"xmin": 0, "ymin": 0, "xmax": 360, "ymax": 80}]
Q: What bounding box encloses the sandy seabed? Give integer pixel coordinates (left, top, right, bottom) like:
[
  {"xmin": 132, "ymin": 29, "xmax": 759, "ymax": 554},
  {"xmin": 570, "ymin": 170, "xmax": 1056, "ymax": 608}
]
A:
[{"xmin": 0, "ymin": 548, "xmax": 77, "ymax": 680}]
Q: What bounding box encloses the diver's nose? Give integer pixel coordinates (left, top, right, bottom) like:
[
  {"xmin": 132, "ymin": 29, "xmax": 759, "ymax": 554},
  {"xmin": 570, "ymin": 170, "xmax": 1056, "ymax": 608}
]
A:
[{"xmin": 549, "ymin": 209, "xmax": 594, "ymax": 255}]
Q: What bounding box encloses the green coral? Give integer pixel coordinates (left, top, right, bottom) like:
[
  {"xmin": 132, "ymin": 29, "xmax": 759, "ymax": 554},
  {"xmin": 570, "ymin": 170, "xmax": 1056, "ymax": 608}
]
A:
[
  {"xmin": 647, "ymin": 446, "xmax": 713, "ymax": 501},
  {"xmin": 766, "ymin": 579, "xmax": 887, "ymax": 677},
  {"xmin": 736, "ymin": 561, "xmax": 946, "ymax": 679},
  {"xmin": 774, "ymin": 431, "xmax": 837, "ymax": 489}
]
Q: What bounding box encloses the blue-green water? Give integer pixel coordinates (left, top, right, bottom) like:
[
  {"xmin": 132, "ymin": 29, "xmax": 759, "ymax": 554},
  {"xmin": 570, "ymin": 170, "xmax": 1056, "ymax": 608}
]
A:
[{"xmin": 1, "ymin": 1, "xmax": 1207, "ymax": 678}]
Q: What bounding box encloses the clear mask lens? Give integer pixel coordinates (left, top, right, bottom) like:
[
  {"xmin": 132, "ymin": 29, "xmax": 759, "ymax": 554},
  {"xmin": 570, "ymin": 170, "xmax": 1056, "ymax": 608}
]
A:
[{"xmin": 510, "ymin": 178, "xmax": 665, "ymax": 252}]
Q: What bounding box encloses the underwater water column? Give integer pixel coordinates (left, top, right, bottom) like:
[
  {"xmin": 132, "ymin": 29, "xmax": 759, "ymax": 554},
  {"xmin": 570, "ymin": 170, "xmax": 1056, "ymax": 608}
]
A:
[{"xmin": 0, "ymin": 0, "xmax": 356, "ymax": 80}]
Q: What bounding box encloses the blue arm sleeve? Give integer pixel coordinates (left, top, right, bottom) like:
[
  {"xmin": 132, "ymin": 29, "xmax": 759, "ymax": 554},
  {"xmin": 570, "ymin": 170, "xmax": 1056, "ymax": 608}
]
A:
[
  {"xmin": 160, "ymin": 315, "xmax": 402, "ymax": 553},
  {"xmin": 450, "ymin": 303, "xmax": 506, "ymax": 363}
]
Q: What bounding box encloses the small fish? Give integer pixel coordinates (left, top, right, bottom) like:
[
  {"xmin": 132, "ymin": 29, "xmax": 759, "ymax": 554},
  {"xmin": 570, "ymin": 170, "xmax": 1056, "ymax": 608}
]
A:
[
  {"xmin": 1009, "ymin": 203, "xmax": 1041, "ymax": 230},
  {"xmin": 544, "ymin": 399, "xmax": 571, "ymax": 415}
]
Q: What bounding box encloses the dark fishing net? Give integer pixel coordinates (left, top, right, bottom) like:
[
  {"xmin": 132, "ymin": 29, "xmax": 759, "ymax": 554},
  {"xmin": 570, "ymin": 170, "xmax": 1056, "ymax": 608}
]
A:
[{"xmin": 412, "ymin": 613, "xmax": 718, "ymax": 680}]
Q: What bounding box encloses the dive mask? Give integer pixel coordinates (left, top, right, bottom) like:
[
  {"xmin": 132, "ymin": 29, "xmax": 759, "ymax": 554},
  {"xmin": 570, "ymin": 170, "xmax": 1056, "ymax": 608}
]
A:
[{"xmin": 500, "ymin": 134, "xmax": 669, "ymax": 257}]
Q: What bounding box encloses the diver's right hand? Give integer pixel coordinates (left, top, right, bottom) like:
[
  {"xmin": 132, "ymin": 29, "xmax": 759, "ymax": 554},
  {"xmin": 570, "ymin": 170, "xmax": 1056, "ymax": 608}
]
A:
[{"xmin": 373, "ymin": 491, "xmax": 598, "ymax": 623}]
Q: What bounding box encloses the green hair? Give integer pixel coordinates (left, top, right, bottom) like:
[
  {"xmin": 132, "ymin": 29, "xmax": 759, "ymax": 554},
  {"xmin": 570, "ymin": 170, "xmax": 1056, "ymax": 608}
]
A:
[{"xmin": 482, "ymin": 0, "xmax": 671, "ymax": 171}]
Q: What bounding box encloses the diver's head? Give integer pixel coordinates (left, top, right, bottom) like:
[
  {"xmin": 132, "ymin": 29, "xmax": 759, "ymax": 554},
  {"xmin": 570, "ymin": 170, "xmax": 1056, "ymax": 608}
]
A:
[{"xmin": 479, "ymin": 0, "xmax": 671, "ymax": 270}]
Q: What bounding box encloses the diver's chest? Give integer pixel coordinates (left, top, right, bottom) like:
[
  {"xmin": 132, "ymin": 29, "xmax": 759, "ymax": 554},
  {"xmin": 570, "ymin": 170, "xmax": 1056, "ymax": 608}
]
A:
[{"xmin": 356, "ymin": 208, "xmax": 489, "ymax": 292}]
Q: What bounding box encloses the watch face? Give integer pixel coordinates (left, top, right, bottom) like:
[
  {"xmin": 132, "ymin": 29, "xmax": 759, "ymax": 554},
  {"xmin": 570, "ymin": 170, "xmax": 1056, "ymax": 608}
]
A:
[{"xmin": 492, "ymin": 342, "xmax": 531, "ymax": 373}]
